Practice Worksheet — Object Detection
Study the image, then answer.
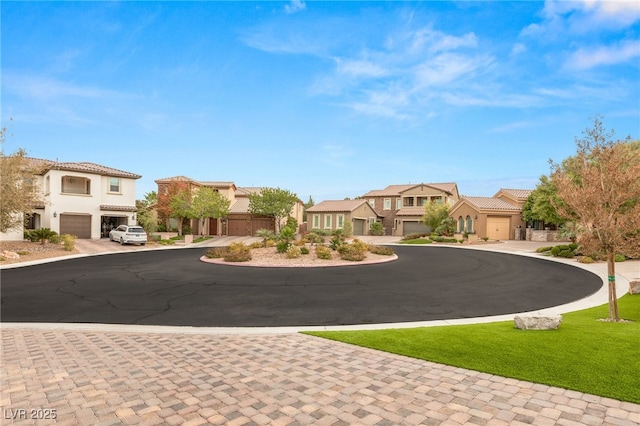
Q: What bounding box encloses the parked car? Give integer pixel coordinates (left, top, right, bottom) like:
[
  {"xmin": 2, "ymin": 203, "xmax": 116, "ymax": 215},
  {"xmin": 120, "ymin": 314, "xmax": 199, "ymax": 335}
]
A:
[{"xmin": 109, "ymin": 225, "xmax": 147, "ymax": 245}]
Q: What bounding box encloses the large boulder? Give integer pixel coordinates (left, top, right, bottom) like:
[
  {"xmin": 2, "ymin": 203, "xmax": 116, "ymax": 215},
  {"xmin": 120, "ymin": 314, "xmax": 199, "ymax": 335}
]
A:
[
  {"xmin": 514, "ymin": 315, "xmax": 562, "ymax": 330},
  {"xmin": 1, "ymin": 250, "xmax": 20, "ymax": 260},
  {"xmin": 629, "ymin": 281, "xmax": 640, "ymax": 295}
]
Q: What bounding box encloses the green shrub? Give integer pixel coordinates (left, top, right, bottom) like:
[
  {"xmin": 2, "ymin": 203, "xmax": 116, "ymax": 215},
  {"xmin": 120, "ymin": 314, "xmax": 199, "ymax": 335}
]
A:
[
  {"xmin": 481, "ymin": 237, "xmax": 489, "ymax": 241},
  {"xmin": 315, "ymin": 245, "xmax": 333, "ymax": 260},
  {"xmin": 24, "ymin": 230, "xmax": 38, "ymax": 242},
  {"xmin": 276, "ymin": 241, "xmax": 290, "ymax": 253},
  {"xmin": 0, "ymin": 256, "xmax": 6, "ymax": 262},
  {"xmin": 62, "ymin": 234, "xmax": 76, "ymax": 251},
  {"xmin": 157, "ymin": 239, "xmax": 176, "ymax": 245},
  {"xmin": 569, "ymin": 243, "xmax": 579, "ymax": 251},
  {"xmin": 29, "ymin": 228, "xmax": 57, "ymax": 245},
  {"xmin": 557, "ymin": 249, "xmax": 575, "ymax": 258},
  {"xmin": 369, "ymin": 222, "xmax": 384, "ymax": 236},
  {"xmin": 402, "ymin": 233, "xmax": 427, "ymax": 241},
  {"xmin": 536, "ymin": 246, "xmax": 554, "ymax": 253},
  {"xmin": 223, "ymin": 242, "xmax": 252, "ymax": 262},
  {"xmin": 300, "ymin": 247, "xmax": 310, "ymax": 255},
  {"xmin": 577, "ymin": 256, "xmax": 595, "ymax": 264},
  {"xmin": 249, "ymin": 241, "xmax": 263, "ymax": 249},
  {"xmin": 615, "ymin": 254, "xmax": 627, "ymax": 262},
  {"xmin": 205, "ymin": 247, "xmax": 228, "ymax": 258},
  {"xmin": 329, "ymin": 234, "xmax": 345, "ymax": 251},
  {"xmin": 286, "ymin": 246, "xmax": 302, "ymax": 259},
  {"xmin": 17, "ymin": 250, "xmax": 29, "ymax": 256},
  {"xmin": 255, "ymin": 228, "xmax": 276, "ymax": 248},
  {"xmin": 304, "ymin": 231, "xmax": 325, "ymax": 245},
  {"xmin": 369, "ymin": 245, "xmax": 395, "ymax": 256}
]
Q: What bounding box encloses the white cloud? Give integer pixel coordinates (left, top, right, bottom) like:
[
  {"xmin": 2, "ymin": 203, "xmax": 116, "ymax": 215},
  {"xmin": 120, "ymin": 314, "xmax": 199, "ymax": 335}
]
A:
[
  {"xmin": 335, "ymin": 58, "xmax": 389, "ymax": 78},
  {"xmin": 284, "ymin": 0, "xmax": 306, "ymax": 15},
  {"xmin": 566, "ymin": 39, "xmax": 640, "ymax": 69}
]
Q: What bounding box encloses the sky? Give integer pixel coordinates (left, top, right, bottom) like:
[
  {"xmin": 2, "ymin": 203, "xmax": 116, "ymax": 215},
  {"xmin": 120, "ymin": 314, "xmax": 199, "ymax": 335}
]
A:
[{"xmin": 2, "ymin": 1, "xmax": 639, "ymax": 202}]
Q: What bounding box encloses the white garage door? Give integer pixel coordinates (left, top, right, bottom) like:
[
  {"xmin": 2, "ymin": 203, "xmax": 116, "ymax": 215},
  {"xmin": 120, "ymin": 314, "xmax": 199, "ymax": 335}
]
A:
[{"xmin": 486, "ymin": 216, "xmax": 510, "ymax": 240}]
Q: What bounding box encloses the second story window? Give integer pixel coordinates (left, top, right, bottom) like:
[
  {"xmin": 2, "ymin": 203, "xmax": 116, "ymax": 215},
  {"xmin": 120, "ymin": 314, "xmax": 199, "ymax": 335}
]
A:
[
  {"xmin": 109, "ymin": 177, "xmax": 121, "ymax": 193},
  {"xmin": 61, "ymin": 176, "xmax": 91, "ymax": 195},
  {"xmin": 383, "ymin": 198, "xmax": 391, "ymax": 210},
  {"xmin": 403, "ymin": 197, "xmax": 414, "ymax": 207}
]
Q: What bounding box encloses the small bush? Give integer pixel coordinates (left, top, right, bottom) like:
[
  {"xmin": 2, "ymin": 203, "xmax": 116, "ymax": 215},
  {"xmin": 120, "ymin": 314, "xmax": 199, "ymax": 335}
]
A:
[
  {"xmin": 286, "ymin": 246, "xmax": 302, "ymax": 259},
  {"xmin": 536, "ymin": 246, "xmax": 553, "ymax": 253},
  {"xmin": 614, "ymin": 254, "xmax": 627, "ymax": 262},
  {"xmin": 339, "ymin": 244, "xmax": 367, "ymax": 261},
  {"xmin": 17, "ymin": 250, "xmax": 29, "ymax": 256},
  {"xmin": 369, "ymin": 245, "xmax": 395, "ymax": 256},
  {"xmin": 205, "ymin": 247, "xmax": 228, "ymax": 258},
  {"xmin": 276, "ymin": 241, "xmax": 290, "ymax": 253},
  {"xmin": 300, "ymin": 246, "xmax": 310, "ymax": 255},
  {"xmin": 402, "ymin": 233, "xmax": 427, "ymax": 241},
  {"xmin": 48, "ymin": 234, "xmax": 61, "ymax": 244},
  {"xmin": 481, "ymin": 237, "xmax": 489, "ymax": 241},
  {"xmin": 369, "ymin": 222, "xmax": 384, "ymax": 236},
  {"xmin": 223, "ymin": 242, "xmax": 252, "ymax": 262},
  {"xmin": 62, "ymin": 234, "xmax": 76, "ymax": 251},
  {"xmin": 569, "ymin": 243, "xmax": 579, "ymax": 251},
  {"xmin": 157, "ymin": 239, "xmax": 176, "ymax": 245},
  {"xmin": 315, "ymin": 245, "xmax": 333, "ymax": 260},
  {"xmin": 577, "ymin": 256, "xmax": 595, "ymax": 264},
  {"xmin": 249, "ymin": 241, "xmax": 263, "ymax": 249},
  {"xmin": 557, "ymin": 249, "xmax": 575, "ymax": 258}
]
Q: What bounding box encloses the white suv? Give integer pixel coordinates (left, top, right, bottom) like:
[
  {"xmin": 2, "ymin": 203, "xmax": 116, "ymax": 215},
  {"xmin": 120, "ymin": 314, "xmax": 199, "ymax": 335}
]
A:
[{"xmin": 109, "ymin": 225, "xmax": 147, "ymax": 245}]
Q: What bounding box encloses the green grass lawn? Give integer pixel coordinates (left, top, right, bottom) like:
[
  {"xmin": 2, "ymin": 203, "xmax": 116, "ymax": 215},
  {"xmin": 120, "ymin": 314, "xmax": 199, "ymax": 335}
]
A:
[{"xmin": 305, "ymin": 294, "xmax": 640, "ymax": 403}]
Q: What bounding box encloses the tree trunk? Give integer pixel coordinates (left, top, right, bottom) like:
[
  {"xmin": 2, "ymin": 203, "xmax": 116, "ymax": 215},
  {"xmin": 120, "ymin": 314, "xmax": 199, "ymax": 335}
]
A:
[{"xmin": 607, "ymin": 251, "xmax": 620, "ymax": 321}]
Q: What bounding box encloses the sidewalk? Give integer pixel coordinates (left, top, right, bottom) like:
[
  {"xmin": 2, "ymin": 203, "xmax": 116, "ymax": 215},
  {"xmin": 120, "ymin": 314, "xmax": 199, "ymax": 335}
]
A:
[{"xmin": 2, "ymin": 240, "xmax": 639, "ymax": 425}]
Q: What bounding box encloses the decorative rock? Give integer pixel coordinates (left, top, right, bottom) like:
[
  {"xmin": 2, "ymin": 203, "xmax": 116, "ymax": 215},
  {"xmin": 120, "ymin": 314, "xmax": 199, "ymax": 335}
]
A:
[
  {"xmin": 1, "ymin": 250, "xmax": 20, "ymax": 260},
  {"xmin": 514, "ymin": 315, "xmax": 562, "ymax": 330},
  {"xmin": 629, "ymin": 280, "xmax": 640, "ymax": 295}
]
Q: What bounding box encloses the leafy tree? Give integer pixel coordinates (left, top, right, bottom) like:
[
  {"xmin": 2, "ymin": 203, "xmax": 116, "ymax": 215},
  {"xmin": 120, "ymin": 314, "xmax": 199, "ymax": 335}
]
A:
[
  {"xmin": 248, "ymin": 187, "xmax": 299, "ymax": 233},
  {"xmin": 303, "ymin": 196, "xmax": 314, "ymax": 222},
  {"xmin": 0, "ymin": 127, "xmax": 44, "ymax": 233},
  {"xmin": 136, "ymin": 191, "xmax": 159, "ymax": 234},
  {"xmin": 190, "ymin": 187, "xmax": 231, "ymax": 236},
  {"xmin": 522, "ymin": 175, "xmax": 568, "ymax": 226},
  {"xmin": 421, "ymin": 201, "xmax": 450, "ymax": 234},
  {"xmin": 156, "ymin": 181, "xmax": 190, "ymax": 231},
  {"xmin": 169, "ymin": 189, "xmax": 192, "ymax": 236},
  {"xmin": 551, "ymin": 117, "xmax": 640, "ymax": 322}
]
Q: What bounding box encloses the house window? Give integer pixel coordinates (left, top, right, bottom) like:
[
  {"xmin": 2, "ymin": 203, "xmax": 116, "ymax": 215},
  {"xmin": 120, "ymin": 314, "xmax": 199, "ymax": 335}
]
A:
[
  {"xmin": 432, "ymin": 196, "xmax": 443, "ymax": 204},
  {"xmin": 466, "ymin": 216, "xmax": 473, "ymax": 233},
  {"xmin": 383, "ymin": 199, "xmax": 391, "ymax": 210},
  {"xmin": 417, "ymin": 197, "xmax": 428, "ymax": 206},
  {"xmin": 368, "ymin": 217, "xmax": 376, "ymax": 226},
  {"xmin": 337, "ymin": 214, "xmax": 345, "ymax": 229},
  {"xmin": 324, "ymin": 215, "xmax": 332, "ymax": 229},
  {"xmin": 458, "ymin": 216, "xmax": 464, "ymax": 232},
  {"xmin": 396, "ymin": 198, "xmax": 402, "ymax": 210},
  {"xmin": 403, "ymin": 197, "xmax": 414, "ymax": 207},
  {"xmin": 368, "ymin": 199, "xmax": 375, "ymax": 208},
  {"xmin": 61, "ymin": 176, "xmax": 90, "ymax": 195},
  {"xmin": 109, "ymin": 177, "xmax": 121, "ymax": 193},
  {"xmin": 313, "ymin": 214, "xmax": 320, "ymax": 229}
]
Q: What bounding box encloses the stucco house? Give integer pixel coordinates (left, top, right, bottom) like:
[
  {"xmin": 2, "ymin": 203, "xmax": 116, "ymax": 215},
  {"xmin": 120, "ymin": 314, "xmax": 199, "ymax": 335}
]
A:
[
  {"xmin": 449, "ymin": 189, "xmax": 532, "ymax": 241},
  {"xmin": 1, "ymin": 159, "xmax": 141, "ymax": 241},
  {"xmin": 306, "ymin": 199, "xmax": 381, "ymax": 236},
  {"xmin": 155, "ymin": 177, "xmax": 304, "ymax": 236},
  {"xmin": 361, "ymin": 183, "xmax": 460, "ymax": 236}
]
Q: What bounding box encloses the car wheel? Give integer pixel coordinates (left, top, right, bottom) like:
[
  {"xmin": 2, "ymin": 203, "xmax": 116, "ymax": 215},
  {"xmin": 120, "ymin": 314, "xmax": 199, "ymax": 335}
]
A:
[
  {"xmin": 141, "ymin": 243, "xmax": 146, "ymax": 246},
  {"xmin": 120, "ymin": 238, "xmax": 125, "ymax": 245}
]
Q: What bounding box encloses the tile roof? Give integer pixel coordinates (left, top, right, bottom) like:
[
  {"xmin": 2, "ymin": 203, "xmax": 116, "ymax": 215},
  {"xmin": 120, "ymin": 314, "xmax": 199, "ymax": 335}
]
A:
[
  {"xmin": 154, "ymin": 176, "xmax": 197, "ymax": 183},
  {"xmin": 496, "ymin": 188, "xmax": 533, "ymax": 200},
  {"xmin": 362, "ymin": 183, "xmax": 457, "ymax": 197},
  {"xmin": 306, "ymin": 199, "xmax": 370, "ymax": 213},
  {"xmin": 50, "ymin": 161, "xmax": 141, "ymax": 179},
  {"xmin": 27, "ymin": 158, "xmax": 141, "ymax": 179},
  {"xmin": 395, "ymin": 207, "xmax": 427, "ymax": 217},
  {"xmin": 229, "ymin": 197, "xmax": 251, "ymax": 214},
  {"xmin": 461, "ymin": 196, "xmax": 522, "ymax": 211},
  {"xmin": 100, "ymin": 205, "xmax": 137, "ymax": 212}
]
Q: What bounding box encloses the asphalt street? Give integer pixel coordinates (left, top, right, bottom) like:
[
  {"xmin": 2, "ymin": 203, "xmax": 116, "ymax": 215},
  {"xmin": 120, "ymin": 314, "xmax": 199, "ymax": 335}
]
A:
[{"xmin": 1, "ymin": 246, "xmax": 601, "ymax": 327}]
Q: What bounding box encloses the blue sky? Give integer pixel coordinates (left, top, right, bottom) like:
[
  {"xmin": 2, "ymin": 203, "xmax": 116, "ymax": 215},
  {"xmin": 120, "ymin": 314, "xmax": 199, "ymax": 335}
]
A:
[{"xmin": 2, "ymin": 1, "xmax": 639, "ymax": 202}]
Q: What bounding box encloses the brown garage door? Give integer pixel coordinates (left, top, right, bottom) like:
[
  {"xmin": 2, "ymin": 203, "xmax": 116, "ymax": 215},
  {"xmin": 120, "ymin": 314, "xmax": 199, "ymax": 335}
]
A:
[
  {"xmin": 251, "ymin": 217, "xmax": 275, "ymax": 235},
  {"xmin": 60, "ymin": 214, "xmax": 92, "ymax": 239},
  {"xmin": 486, "ymin": 216, "xmax": 510, "ymax": 240},
  {"xmin": 227, "ymin": 218, "xmax": 250, "ymax": 236}
]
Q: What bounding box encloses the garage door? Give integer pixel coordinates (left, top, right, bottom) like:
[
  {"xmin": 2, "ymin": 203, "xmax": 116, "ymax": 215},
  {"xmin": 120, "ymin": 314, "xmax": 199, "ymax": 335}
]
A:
[
  {"xmin": 403, "ymin": 221, "xmax": 431, "ymax": 236},
  {"xmin": 353, "ymin": 219, "xmax": 365, "ymax": 235},
  {"xmin": 227, "ymin": 218, "xmax": 250, "ymax": 236},
  {"xmin": 486, "ymin": 216, "xmax": 510, "ymax": 240},
  {"xmin": 251, "ymin": 217, "xmax": 275, "ymax": 235},
  {"xmin": 60, "ymin": 214, "xmax": 92, "ymax": 239}
]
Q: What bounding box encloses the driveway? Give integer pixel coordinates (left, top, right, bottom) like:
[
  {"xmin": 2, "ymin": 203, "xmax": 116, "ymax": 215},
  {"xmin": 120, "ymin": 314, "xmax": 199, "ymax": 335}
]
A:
[{"xmin": 1, "ymin": 245, "xmax": 602, "ymax": 327}]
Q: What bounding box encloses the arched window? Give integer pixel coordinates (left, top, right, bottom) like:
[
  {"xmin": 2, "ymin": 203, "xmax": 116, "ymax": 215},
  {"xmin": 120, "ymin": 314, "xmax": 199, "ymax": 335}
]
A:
[
  {"xmin": 458, "ymin": 216, "xmax": 464, "ymax": 232},
  {"xmin": 466, "ymin": 216, "xmax": 473, "ymax": 233}
]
